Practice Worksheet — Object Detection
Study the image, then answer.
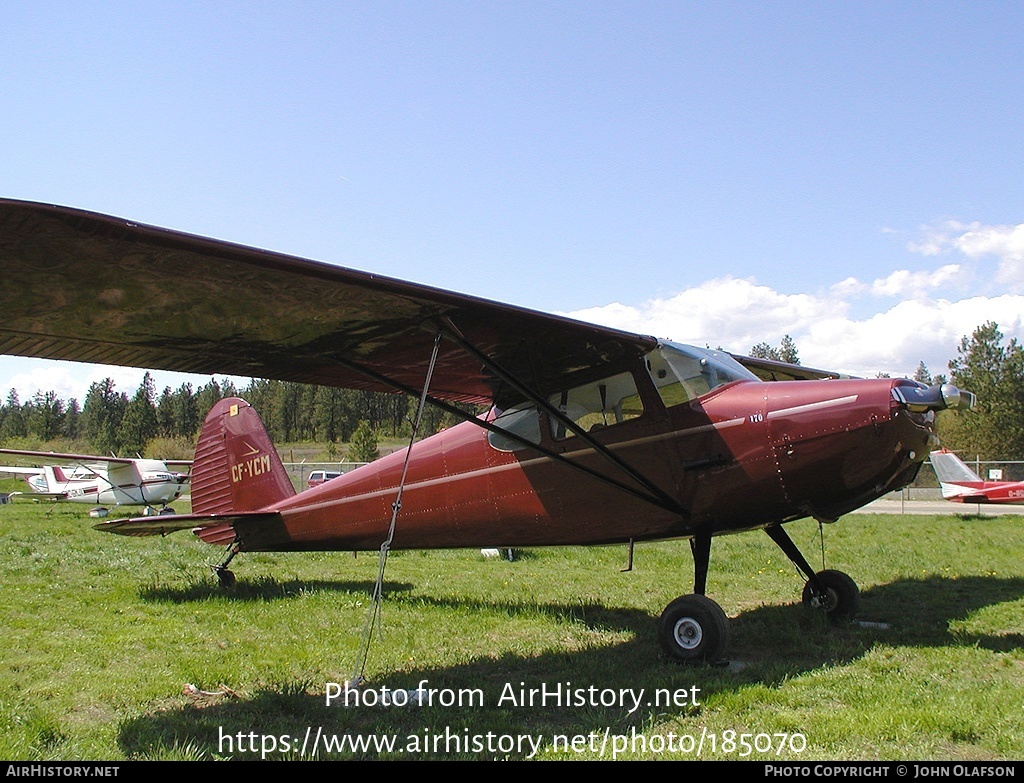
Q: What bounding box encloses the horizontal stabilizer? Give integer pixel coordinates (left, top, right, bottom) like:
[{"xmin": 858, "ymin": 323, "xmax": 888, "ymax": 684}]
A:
[
  {"xmin": 8, "ymin": 490, "xmax": 66, "ymax": 500},
  {"xmin": 952, "ymin": 493, "xmax": 992, "ymax": 503},
  {"xmin": 93, "ymin": 511, "xmax": 282, "ymax": 539}
]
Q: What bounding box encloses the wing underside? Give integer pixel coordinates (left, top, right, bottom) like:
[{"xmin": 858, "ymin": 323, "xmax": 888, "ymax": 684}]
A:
[
  {"xmin": 0, "ymin": 447, "xmax": 135, "ymax": 468},
  {"xmin": 0, "ymin": 200, "xmax": 657, "ymax": 409}
]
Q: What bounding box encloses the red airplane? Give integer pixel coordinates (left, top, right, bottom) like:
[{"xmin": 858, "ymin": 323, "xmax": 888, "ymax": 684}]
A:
[
  {"xmin": 930, "ymin": 448, "xmax": 1024, "ymax": 505},
  {"xmin": 0, "ymin": 199, "xmax": 975, "ymax": 662}
]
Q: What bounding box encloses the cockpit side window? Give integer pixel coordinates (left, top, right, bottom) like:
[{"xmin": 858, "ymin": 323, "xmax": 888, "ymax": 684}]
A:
[
  {"xmin": 647, "ymin": 343, "xmax": 757, "ymax": 409},
  {"xmin": 487, "ymin": 404, "xmax": 542, "ymax": 452},
  {"xmin": 548, "ymin": 371, "xmax": 643, "ymax": 440}
]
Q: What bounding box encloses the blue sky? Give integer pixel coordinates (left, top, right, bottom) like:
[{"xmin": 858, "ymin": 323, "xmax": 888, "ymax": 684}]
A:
[{"xmin": 2, "ymin": 2, "xmax": 1023, "ymax": 402}]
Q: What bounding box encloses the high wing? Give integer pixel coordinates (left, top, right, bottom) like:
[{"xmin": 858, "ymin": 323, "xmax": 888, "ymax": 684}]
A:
[
  {"xmin": 0, "ymin": 200, "xmax": 661, "ymax": 409},
  {"xmin": 0, "ymin": 448, "xmax": 189, "ymax": 472},
  {"xmin": 729, "ymin": 354, "xmax": 851, "ymax": 382},
  {"xmin": 0, "ymin": 448, "xmax": 138, "ymax": 468},
  {"xmin": 0, "ymin": 465, "xmax": 44, "ymax": 476}
]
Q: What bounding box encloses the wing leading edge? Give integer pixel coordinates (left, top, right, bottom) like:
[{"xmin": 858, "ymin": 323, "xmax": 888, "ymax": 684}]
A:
[
  {"xmin": 0, "ymin": 448, "xmax": 138, "ymax": 467},
  {"xmin": 0, "ymin": 200, "xmax": 657, "ymax": 409}
]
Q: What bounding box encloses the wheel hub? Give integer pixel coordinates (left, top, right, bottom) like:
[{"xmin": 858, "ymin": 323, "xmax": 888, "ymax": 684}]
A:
[
  {"xmin": 672, "ymin": 617, "xmax": 703, "ymax": 650},
  {"xmin": 810, "ymin": 588, "xmax": 838, "ymax": 612}
]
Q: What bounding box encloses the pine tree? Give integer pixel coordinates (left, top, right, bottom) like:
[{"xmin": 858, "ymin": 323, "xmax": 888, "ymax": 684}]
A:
[
  {"xmin": 749, "ymin": 336, "xmax": 800, "ymax": 365},
  {"xmin": 81, "ymin": 379, "xmax": 126, "ymax": 454},
  {"xmin": 349, "ymin": 420, "xmax": 379, "ymax": 463},
  {"xmin": 28, "ymin": 390, "xmax": 64, "ymax": 441},
  {"xmin": 117, "ymin": 373, "xmax": 159, "ymax": 455},
  {"xmin": 171, "ymin": 383, "xmax": 199, "ymax": 437},
  {"xmin": 748, "ymin": 342, "xmax": 780, "ymax": 361},
  {"xmin": 913, "ymin": 361, "xmax": 933, "ymax": 385},
  {"xmin": 0, "ymin": 389, "xmax": 26, "ymax": 440},
  {"xmin": 61, "ymin": 399, "xmax": 80, "ymax": 440},
  {"xmin": 778, "ymin": 335, "xmax": 800, "ymax": 365},
  {"xmin": 943, "ymin": 322, "xmax": 1024, "ymax": 459}
]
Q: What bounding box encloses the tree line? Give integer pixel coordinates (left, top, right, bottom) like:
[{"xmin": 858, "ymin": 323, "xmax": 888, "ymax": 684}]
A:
[{"xmin": 0, "ymin": 374, "xmax": 472, "ymax": 459}]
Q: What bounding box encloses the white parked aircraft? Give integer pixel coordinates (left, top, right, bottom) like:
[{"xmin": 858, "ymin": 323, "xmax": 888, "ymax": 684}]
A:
[{"xmin": 0, "ymin": 449, "xmax": 191, "ymax": 514}]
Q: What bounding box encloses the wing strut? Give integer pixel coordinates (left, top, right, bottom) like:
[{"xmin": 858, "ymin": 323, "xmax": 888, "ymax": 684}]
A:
[
  {"xmin": 438, "ymin": 317, "xmax": 687, "ymax": 517},
  {"xmin": 351, "ymin": 332, "xmax": 444, "ymax": 687},
  {"xmin": 320, "ymin": 342, "xmax": 687, "ymax": 516}
]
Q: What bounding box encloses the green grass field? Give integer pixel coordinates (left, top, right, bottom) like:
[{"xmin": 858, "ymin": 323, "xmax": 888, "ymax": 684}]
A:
[{"xmin": 1, "ymin": 491, "xmax": 1023, "ymax": 760}]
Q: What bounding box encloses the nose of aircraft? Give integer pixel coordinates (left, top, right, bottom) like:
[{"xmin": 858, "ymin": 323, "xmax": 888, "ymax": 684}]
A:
[
  {"xmin": 764, "ymin": 377, "xmax": 966, "ymax": 522},
  {"xmin": 891, "ymin": 382, "xmax": 976, "ymax": 413}
]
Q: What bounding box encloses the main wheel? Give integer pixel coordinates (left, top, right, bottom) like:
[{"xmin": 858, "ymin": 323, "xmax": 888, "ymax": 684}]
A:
[
  {"xmin": 802, "ymin": 569, "xmax": 859, "ymax": 622},
  {"xmin": 658, "ymin": 594, "xmax": 730, "ymax": 663}
]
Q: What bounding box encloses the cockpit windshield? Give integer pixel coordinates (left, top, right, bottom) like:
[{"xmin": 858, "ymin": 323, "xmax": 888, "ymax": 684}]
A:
[
  {"xmin": 647, "ymin": 342, "xmax": 757, "ymax": 407},
  {"xmin": 488, "ymin": 342, "xmax": 758, "ymax": 452}
]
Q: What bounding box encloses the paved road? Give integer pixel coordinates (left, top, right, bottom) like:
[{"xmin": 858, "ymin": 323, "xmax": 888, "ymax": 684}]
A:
[{"xmin": 854, "ymin": 498, "xmax": 1024, "ymax": 516}]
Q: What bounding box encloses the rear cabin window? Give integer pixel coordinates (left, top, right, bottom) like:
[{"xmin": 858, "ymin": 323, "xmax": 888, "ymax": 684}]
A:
[
  {"xmin": 487, "ymin": 370, "xmax": 646, "ymax": 451},
  {"xmin": 487, "ymin": 404, "xmax": 542, "ymax": 452},
  {"xmin": 548, "ymin": 371, "xmax": 643, "ymax": 440}
]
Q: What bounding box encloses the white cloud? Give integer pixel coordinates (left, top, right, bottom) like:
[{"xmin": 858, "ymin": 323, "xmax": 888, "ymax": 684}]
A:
[
  {"xmin": 800, "ymin": 296, "xmax": 1024, "ymax": 378},
  {"xmin": 565, "ymin": 276, "xmax": 835, "ymax": 348},
  {"xmin": 564, "ymin": 279, "xmax": 1024, "ymax": 381},
  {"xmin": 4, "ymin": 365, "xmax": 84, "ymax": 404},
  {"xmin": 828, "ymin": 265, "xmax": 966, "ymax": 300},
  {"xmin": 559, "ymin": 221, "xmax": 1024, "ymax": 380},
  {"xmin": 830, "ymin": 276, "xmax": 867, "ymax": 297},
  {"xmin": 910, "ymin": 221, "xmax": 1024, "ymax": 292},
  {"xmin": 869, "ymin": 264, "xmax": 964, "ymax": 297}
]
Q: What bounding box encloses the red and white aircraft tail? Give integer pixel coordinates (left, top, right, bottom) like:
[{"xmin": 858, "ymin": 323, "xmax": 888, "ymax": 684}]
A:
[{"xmin": 930, "ymin": 449, "xmax": 1024, "ymax": 505}]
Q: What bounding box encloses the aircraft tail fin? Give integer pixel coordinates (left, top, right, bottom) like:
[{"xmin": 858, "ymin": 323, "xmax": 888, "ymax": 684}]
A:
[
  {"xmin": 930, "ymin": 449, "xmax": 982, "ymax": 484},
  {"xmin": 930, "ymin": 449, "xmax": 984, "ymax": 499},
  {"xmin": 46, "ymin": 465, "xmax": 68, "ymax": 486},
  {"xmin": 190, "ymin": 397, "xmax": 295, "ymax": 515}
]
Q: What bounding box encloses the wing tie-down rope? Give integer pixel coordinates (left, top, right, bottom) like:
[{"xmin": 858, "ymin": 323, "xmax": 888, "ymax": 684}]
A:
[{"xmin": 350, "ymin": 331, "xmax": 443, "ymax": 687}]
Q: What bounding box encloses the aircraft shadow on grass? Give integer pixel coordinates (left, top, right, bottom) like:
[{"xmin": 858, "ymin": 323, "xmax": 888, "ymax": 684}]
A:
[
  {"xmin": 117, "ymin": 573, "xmax": 1024, "ymax": 759},
  {"xmin": 138, "ymin": 578, "xmax": 416, "ymax": 603}
]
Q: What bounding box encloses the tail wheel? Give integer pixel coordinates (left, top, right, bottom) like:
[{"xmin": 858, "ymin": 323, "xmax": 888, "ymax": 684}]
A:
[
  {"xmin": 658, "ymin": 594, "xmax": 730, "ymax": 663},
  {"xmin": 802, "ymin": 569, "xmax": 859, "ymax": 622}
]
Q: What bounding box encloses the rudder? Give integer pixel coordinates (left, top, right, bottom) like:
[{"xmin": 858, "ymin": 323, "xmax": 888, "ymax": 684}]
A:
[
  {"xmin": 930, "ymin": 448, "xmax": 982, "ymax": 484},
  {"xmin": 191, "ymin": 397, "xmax": 295, "ymax": 515}
]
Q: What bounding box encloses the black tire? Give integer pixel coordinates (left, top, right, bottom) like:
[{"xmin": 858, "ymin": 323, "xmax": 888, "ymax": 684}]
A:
[
  {"xmin": 658, "ymin": 594, "xmax": 730, "ymax": 663},
  {"xmin": 158, "ymin": 507, "xmax": 176, "ymax": 515},
  {"xmin": 802, "ymin": 569, "xmax": 859, "ymax": 622}
]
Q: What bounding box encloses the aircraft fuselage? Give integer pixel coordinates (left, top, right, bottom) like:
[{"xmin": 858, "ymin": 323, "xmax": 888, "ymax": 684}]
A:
[{"xmin": 238, "ymin": 374, "xmax": 936, "ymax": 552}]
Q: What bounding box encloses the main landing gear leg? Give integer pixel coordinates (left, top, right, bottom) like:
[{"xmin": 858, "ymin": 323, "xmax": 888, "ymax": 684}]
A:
[
  {"xmin": 212, "ymin": 541, "xmax": 241, "ymax": 588},
  {"xmin": 764, "ymin": 525, "xmax": 860, "ymax": 622},
  {"xmin": 659, "ymin": 531, "xmax": 730, "ymax": 664}
]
